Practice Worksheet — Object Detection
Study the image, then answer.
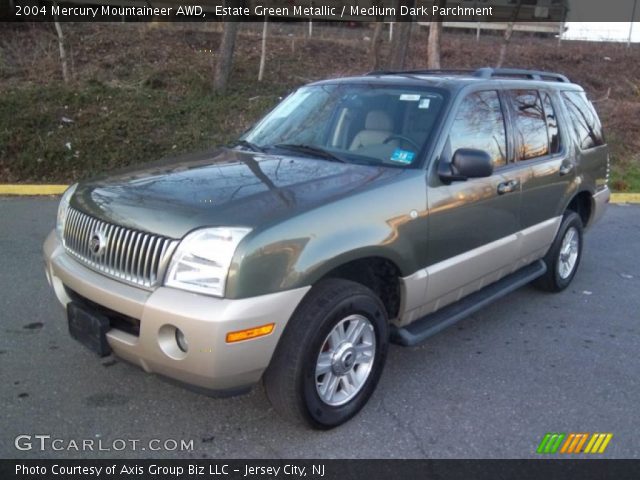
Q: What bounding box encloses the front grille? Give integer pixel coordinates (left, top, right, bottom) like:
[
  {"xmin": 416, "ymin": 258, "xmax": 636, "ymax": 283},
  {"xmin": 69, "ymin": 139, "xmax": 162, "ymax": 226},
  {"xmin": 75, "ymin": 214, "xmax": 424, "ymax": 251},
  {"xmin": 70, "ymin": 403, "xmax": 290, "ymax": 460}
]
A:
[{"xmin": 63, "ymin": 207, "xmax": 179, "ymax": 289}]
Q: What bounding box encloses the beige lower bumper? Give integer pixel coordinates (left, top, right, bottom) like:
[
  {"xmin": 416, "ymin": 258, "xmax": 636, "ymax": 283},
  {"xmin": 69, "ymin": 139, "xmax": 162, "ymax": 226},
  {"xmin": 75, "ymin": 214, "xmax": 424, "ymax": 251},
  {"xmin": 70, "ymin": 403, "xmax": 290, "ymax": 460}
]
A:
[{"xmin": 43, "ymin": 231, "xmax": 309, "ymax": 393}]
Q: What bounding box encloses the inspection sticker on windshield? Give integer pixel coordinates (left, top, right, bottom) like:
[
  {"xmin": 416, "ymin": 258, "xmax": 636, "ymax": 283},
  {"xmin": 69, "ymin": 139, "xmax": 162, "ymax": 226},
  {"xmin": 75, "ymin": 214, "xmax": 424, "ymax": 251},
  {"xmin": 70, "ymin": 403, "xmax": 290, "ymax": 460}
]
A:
[
  {"xmin": 419, "ymin": 98, "xmax": 431, "ymax": 109},
  {"xmin": 399, "ymin": 94, "xmax": 421, "ymax": 101},
  {"xmin": 390, "ymin": 149, "xmax": 415, "ymax": 164}
]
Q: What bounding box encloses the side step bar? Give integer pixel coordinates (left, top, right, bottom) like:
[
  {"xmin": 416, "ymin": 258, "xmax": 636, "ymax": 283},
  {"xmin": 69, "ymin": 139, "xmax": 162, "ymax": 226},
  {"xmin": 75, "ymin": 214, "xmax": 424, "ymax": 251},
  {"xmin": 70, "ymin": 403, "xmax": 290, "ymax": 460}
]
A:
[{"xmin": 391, "ymin": 260, "xmax": 547, "ymax": 347}]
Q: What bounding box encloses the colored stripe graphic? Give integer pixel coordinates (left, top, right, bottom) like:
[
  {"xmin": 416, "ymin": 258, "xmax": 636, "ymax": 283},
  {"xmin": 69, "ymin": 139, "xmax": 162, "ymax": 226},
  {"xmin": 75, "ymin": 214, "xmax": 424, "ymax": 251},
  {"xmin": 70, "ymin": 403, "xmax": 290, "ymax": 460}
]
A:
[
  {"xmin": 537, "ymin": 433, "xmax": 565, "ymax": 454},
  {"xmin": 584, "ymin": 433, "xmax": 614, "ymax": 454},
  {"xmin": 574, "ymin": 433, "xmax": 589, "ymax": 453},
  {"xmin": 540, "ymin": 433, "xmax": 613, "ymax": 454}
]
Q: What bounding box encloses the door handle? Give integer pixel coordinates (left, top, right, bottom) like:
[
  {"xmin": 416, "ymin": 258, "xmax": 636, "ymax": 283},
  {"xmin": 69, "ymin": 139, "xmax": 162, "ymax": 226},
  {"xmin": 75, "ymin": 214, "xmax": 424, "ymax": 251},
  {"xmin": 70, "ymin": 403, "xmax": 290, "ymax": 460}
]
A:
[
  {"xmin": 497, "ymin": 180, "xmax": 519, "ymax": 195},
  {"xmin": 559, "ymin": 163, "xmax": 574, "ymax": 176}
]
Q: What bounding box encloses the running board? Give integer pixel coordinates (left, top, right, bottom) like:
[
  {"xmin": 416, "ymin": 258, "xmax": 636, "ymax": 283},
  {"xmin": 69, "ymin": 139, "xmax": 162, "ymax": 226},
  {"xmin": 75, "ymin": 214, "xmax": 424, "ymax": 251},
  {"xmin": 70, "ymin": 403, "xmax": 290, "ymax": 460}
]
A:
[{"xmin": 391, "ymin": 260, "xmax": 547, "ymax": 347}]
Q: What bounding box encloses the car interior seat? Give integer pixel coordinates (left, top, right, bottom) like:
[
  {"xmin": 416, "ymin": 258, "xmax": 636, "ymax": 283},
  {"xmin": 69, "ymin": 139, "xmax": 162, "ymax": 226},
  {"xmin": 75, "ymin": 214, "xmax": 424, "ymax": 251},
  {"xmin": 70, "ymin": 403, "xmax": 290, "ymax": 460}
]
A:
[{"xmin": 349, "ymin": 110, "xmax": 393, "ymax": 151}]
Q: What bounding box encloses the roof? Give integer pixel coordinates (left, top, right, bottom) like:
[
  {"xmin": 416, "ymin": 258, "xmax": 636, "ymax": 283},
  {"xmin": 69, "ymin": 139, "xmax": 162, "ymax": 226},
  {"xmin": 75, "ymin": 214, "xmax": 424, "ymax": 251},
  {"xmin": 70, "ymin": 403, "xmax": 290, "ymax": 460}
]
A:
[{"xmin": 311, "ymin": 68, "xmax": 582, "ymax": 92}]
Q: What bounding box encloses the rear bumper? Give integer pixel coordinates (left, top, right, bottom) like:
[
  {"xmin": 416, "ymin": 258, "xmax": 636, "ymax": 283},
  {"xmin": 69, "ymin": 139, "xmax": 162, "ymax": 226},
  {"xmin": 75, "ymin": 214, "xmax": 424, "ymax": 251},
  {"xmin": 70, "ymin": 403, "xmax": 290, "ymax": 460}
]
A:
[
  {"xmin": 43, "ymin": 230, "xmax": 309, "ymax": 394},
  {"xmin": 589, "ymin": 186, "xmax": 610, "ymax": 228}
]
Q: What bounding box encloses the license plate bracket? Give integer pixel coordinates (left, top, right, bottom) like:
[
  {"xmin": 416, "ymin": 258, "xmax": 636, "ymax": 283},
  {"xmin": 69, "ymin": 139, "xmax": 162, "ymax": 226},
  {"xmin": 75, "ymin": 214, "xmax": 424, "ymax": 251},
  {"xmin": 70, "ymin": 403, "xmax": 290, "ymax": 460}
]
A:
[{"xmin": 67, "ymin": 302, "xmax": 112, "ymax": 357}]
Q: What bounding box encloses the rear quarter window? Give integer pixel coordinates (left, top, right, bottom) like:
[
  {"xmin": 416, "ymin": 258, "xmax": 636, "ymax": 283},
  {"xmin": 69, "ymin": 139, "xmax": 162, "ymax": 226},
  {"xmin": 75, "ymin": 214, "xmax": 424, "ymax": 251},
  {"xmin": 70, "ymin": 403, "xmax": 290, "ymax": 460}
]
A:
[{"xmin": 561, "ymin": 91, "xmax": 605, "ymax": 150}]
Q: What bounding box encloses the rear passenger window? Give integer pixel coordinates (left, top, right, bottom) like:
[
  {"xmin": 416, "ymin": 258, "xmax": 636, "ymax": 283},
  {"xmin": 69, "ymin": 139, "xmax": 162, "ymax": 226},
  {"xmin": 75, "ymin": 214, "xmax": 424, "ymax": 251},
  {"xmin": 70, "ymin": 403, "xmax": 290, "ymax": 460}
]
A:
[
  {"xmin": 509, "ymin": 90, "xmax": 549, "ymax": 160},
  {"xmin": 561, "ymin": 91, "xmax": 605, "ymax": 150},
  {"xmin": 449, "ymin": 91, "xmax": 507, "ymax": 168},
  {"xmin": 542, "ymin": 93, "xmax": 561, "ymax": 154}
]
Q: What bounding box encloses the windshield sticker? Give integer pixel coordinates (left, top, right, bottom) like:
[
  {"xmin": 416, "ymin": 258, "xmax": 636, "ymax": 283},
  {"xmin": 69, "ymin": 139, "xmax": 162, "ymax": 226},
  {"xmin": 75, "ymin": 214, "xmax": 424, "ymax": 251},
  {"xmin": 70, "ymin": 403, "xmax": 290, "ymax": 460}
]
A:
[
  {"xmin": 419, "ymin": 98, "xmax": 431, "ymax": 109},
  {"xmin": 399, "ymin": 94, "xmax": 421, "ymax": 101},
  {"xmin": 390, "ymin": 148, "xmax": 415, "ymax": 164}
]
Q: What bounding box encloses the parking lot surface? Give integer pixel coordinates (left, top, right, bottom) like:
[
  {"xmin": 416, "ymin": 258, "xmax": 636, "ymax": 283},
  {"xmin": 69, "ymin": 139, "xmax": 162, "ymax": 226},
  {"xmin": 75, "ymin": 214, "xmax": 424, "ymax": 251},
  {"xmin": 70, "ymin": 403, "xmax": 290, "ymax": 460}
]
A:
[{"xmin": 1, "ymin": 198, "xmax": 638, "ymax": 458}]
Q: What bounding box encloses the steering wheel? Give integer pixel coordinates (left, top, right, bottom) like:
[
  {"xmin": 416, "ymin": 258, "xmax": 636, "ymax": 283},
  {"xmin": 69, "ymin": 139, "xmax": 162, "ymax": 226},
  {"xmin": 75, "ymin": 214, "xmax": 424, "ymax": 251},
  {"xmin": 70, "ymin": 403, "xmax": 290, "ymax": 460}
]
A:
[{"xmin": 383, "ymin": 135, "xmax": 421, "ymax": 150}]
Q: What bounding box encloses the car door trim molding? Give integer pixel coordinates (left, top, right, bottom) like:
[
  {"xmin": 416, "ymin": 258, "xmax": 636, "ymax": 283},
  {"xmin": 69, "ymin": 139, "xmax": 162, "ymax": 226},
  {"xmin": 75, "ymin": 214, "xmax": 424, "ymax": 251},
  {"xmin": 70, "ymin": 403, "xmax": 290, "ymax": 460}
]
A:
[{"xmin": 398, "ymin": 216, "xmax": 562, "ymax": 327}]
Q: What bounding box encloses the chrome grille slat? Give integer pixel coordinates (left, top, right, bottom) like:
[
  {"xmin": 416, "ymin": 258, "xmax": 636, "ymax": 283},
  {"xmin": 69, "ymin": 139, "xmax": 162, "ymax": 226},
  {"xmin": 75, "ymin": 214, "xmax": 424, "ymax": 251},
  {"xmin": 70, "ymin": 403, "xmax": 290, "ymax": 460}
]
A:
[
  {"xmin": 62, "ymin": 207, "xmax": 178, "ymax": 289},
  {"xmin": 143, "ymin": 236, "xmax": 154, "ymax": 282},
  {"xmin": 131, "ymin": 232, "xmax": 142, "ymax": 282},
  {"xmin": 150, "ymin": 237, "xmax": 163, "ymax": 284},
  {"xmin": 138, "ymin": 234, "xmax": 149, "ymax": 282},
  {"xmin": 120, "ymin": 230, "xmax": 130, "ymax": 277}
]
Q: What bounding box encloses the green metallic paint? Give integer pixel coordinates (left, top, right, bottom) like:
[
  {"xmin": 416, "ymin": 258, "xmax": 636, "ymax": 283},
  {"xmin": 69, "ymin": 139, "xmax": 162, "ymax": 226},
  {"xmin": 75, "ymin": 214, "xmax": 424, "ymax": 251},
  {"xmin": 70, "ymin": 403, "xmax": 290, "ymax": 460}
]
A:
[
  {"xmin": 65, "ymin": 77, "xmax": 609, "ymax": 303},
  {"xmin": 227, "ymin": 170, "xmax": 429, "ymax": 298}
]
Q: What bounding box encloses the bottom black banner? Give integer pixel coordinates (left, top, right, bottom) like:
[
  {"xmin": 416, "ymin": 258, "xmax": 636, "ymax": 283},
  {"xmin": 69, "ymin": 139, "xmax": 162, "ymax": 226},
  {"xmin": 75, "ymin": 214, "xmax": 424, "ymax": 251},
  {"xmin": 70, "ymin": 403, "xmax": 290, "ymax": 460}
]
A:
[{"xmin": 1, "ymin": 459, "xmax": 638, "ymax": 480}]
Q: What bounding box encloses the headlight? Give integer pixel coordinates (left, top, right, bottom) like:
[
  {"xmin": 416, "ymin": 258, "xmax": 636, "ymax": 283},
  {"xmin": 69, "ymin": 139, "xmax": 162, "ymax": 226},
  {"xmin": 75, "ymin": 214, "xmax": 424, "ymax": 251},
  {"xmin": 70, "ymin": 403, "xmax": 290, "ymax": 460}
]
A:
[
  {"xmin": 56, "ymin": 183, "xmax": 78, "ymax": 240},
  {"xmin": 165, "ymin": 227, "xmax": 251, "ymax": 297}
]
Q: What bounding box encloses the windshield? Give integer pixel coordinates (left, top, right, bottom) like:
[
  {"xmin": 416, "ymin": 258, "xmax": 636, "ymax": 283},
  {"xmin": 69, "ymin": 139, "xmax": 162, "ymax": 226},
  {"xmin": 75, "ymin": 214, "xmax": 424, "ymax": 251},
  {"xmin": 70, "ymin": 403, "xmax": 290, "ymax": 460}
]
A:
[{"xmin": 242, "ymin": 83, "xmax": 446, "ymax": 168}]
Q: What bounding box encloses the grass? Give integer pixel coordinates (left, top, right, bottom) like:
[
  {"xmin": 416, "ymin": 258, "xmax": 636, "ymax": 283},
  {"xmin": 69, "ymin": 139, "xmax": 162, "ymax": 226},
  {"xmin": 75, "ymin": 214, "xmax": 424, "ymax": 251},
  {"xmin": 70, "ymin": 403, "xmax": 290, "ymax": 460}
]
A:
[
  {"xmin": 0, "ymin": 74, "xmax": 283, "ymax": 183},
  {"xmin": 611, "ymin": 162, "xmax": 640, "ymax": 192},
  {"xmin": 1, "ymin": 22, "xmax": 639, "ymax": 190}
]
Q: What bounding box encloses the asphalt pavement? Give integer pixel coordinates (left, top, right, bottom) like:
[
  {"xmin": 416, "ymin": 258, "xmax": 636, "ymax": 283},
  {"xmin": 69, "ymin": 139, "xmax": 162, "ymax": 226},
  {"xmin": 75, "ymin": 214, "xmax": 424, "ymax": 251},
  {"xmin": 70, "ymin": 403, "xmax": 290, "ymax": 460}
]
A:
[{"xmin": 1, "ymin": 197, "xmax": 638, "ymax": 459}]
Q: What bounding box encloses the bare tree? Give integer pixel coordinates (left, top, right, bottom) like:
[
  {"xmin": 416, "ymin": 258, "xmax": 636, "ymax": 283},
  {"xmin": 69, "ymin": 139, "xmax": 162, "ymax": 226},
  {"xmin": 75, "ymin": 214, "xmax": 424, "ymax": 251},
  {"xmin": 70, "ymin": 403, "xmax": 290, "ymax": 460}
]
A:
[
  {"xmin": 368, "ymin": 21, "xmax": 384, "ymax": 70},
  {"xmin": 427, "ymin": 0, "xmax": 447, "ymax": 69},
  {"xmin": 496, "ymin": 0, "xmax": 522, "ymax": 68},
  {"xmin": 258, "ymin": 16, "xmax": 268, "ymax": 81},
  {"xmin": 388, "ymin": 0, "xmax": 414, "ymax": 70},
  {"xmin": 214, "ymin": 21, "xmax": 238, "ymax": 91},
  {"xmin": 214, "ymin": 1, "xmax": 241, "ymax": 92},
  {"xmin": 53, "ymin": 6, "xmax": 69, "ymax": 83}
]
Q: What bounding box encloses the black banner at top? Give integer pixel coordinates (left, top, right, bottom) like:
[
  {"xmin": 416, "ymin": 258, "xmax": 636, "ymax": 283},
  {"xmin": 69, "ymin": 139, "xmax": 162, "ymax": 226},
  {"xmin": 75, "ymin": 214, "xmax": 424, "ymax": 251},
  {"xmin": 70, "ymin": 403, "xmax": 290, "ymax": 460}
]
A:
[{"xmin": 3, "ymin": 0, "xmax": 640, "ymax": 22}]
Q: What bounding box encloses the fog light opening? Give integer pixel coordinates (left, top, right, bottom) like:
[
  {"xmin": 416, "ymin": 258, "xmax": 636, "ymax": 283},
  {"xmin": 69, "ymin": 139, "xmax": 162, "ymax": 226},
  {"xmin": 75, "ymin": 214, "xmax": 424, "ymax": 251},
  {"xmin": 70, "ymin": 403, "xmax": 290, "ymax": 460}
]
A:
[{"xmin": 175, "ymin": 328, "xmax": 188, "ymax": 353}]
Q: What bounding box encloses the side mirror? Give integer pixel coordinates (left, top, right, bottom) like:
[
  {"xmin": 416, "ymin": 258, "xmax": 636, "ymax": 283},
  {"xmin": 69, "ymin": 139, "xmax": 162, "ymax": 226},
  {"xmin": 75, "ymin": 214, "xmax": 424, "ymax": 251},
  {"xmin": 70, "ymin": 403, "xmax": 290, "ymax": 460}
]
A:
[{"xmin": 438, "ymin": 148, "xmax": 493, "ymax": 183}]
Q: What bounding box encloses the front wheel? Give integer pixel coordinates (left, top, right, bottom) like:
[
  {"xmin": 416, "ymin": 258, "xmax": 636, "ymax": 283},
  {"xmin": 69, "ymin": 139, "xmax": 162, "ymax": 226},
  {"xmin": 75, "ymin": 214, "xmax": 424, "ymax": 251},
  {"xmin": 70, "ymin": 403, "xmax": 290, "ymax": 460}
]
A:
[
  {"xmin": 534, "ymin": 211, "xmax": 584, "ymax": 292},
  {"xmin": 263, "ymin": 279, "xmax": 389, "ymax": 429}
]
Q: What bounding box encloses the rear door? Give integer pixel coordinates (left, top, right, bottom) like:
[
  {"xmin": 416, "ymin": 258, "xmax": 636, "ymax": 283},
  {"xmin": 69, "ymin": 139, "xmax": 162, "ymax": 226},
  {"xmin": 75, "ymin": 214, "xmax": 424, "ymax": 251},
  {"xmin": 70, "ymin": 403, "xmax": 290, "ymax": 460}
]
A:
[{"xmin": 505, "ymin": 89, "xmax": 573, "ymax": 240}]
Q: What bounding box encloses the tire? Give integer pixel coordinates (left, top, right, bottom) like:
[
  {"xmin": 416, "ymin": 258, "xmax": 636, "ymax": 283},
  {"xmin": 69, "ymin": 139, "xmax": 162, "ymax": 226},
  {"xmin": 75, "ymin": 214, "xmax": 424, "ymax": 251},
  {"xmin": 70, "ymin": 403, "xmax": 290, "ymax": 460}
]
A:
[
  {"xmin": 263, "ymin": 279, "xmax": 389, "ymax": 429},
  {"xmin": 534, "ymin": 211, "xmax": 584, "ymax": 292}
]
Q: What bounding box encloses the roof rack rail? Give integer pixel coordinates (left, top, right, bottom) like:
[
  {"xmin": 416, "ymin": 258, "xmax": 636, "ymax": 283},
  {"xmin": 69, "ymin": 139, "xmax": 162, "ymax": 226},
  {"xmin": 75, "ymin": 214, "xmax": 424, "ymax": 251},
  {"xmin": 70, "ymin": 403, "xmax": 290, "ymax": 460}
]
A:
[
  {"xmin": 473, "ymin": 67, "xmax": 570, "ymax": 83},
  {"xmin": 366, "ymin": 69, "xmax": 475, "ymax": 76},
  {"xmin": 365, "ymin": 67, "xmax": 570, "ymax": 83}
]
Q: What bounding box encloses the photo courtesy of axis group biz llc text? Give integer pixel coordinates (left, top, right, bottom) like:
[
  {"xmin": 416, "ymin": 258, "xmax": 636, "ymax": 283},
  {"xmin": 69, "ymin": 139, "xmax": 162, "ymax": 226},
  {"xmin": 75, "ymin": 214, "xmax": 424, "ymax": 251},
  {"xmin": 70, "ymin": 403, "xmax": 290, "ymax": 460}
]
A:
[{"xmin": 1, "ymin": 0, "xmax": 639, "ymax": 479}]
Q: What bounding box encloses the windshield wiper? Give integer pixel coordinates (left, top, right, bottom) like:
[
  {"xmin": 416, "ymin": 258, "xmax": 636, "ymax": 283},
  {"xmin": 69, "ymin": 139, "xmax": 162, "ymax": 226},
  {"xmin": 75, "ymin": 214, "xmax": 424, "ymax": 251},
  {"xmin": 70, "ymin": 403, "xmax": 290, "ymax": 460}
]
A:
[
  {"xmin": 272, "ymin": 144, "xmax": 346, "ymax": 163},
  {"xmin": 230, "ymin": 139, "xmax": 265, "ymax": 153}
]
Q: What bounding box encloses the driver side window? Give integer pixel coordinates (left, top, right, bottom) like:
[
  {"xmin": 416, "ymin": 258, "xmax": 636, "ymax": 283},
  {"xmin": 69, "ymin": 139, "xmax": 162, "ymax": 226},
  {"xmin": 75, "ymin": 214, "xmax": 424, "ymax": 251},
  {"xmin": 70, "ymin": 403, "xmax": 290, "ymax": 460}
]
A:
[{"xmin": 449, "ymin": 91, "xmax": 507, "ymax": 168}]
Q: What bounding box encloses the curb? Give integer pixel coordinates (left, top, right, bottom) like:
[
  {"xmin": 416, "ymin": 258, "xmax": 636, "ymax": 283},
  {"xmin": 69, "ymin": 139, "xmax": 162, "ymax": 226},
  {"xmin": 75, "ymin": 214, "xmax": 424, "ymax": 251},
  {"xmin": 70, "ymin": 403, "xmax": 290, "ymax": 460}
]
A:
[
  {"xmin": 0, "ymin": 185, "xmax": 69, "ymax": 195},
  {"xmin": 610, "ymin": 193, "xmax": 640, "ymax": 204},
  {"xmin": 1, "ymin": 185, "xmax": 640, "ymax": 203}
]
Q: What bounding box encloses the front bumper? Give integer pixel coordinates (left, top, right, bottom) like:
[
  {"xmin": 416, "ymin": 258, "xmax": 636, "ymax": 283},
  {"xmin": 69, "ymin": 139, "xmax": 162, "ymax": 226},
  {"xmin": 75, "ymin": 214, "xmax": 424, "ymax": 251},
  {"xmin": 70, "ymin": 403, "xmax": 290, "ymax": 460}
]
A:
[{"xmin": 43, "ymin": 230, "xmax": 309, "ymax": 394}]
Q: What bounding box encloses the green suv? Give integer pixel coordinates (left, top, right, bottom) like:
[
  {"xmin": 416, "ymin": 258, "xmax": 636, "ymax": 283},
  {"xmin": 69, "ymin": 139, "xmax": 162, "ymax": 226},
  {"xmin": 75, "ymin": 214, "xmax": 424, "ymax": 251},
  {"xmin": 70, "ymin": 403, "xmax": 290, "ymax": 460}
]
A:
[{"xmin": 44, "ymin": 68, "xmax": 609, "ymax": 428}]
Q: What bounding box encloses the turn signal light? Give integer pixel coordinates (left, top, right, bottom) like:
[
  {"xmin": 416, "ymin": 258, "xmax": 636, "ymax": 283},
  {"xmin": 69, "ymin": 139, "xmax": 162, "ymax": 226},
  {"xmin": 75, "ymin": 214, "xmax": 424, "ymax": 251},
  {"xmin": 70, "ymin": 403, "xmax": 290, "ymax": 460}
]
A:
[{"xmin": 226, "ymin": 323, "xmax": 275, "ymax": 343}]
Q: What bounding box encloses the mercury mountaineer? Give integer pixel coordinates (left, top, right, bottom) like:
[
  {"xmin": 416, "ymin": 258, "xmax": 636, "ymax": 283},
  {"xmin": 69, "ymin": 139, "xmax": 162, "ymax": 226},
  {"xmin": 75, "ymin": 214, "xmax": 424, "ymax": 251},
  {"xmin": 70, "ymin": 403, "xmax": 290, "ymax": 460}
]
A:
[{"xmin": 44, "ymin": 67, "xmax": 609, "ymax": 428}]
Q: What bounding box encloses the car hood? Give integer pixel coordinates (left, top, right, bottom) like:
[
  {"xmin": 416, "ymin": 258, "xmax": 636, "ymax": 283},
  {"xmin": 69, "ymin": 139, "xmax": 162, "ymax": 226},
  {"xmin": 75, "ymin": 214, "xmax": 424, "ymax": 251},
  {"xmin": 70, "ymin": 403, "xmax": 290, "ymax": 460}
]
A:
[{"xmin": 71, "ymin": 149, "xmax": 405, "ymax": 239}]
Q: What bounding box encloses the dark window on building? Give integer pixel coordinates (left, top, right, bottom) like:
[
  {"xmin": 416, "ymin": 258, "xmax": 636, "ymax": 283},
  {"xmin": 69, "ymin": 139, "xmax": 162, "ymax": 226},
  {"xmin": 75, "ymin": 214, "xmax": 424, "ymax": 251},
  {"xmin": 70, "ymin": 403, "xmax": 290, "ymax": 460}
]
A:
[
  {"xmin": 449, "ymin": 91, "xmax": 507, "ymax": 168},
  {"xmin": 542, "ymin": 93, "xmax": 561, "ymax": 154},
  {"xmin": 509, "ymin": 90, "xmax": 549, "ymax": 160},
  {"xmin": 561, "ymin": 91, "xmax": 605, "ymax": 150}
]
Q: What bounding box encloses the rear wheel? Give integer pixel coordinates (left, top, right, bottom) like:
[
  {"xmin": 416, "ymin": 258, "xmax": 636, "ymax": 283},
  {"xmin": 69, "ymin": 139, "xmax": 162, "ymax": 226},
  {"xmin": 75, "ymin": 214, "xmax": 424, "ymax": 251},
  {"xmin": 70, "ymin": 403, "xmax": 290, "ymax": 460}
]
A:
[
  {"xmin": 263, "ymin": 279, "xmax": 388, "ymax": 429},
  {"xmin": 534, "ymin": 211, "xmax": 584, "ymax": 292}
]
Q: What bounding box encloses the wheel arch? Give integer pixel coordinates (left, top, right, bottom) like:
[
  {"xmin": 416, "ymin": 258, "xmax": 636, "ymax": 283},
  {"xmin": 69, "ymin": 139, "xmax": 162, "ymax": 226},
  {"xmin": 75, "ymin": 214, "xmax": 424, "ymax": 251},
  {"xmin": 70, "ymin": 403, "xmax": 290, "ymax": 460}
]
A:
[
  {"xmin": 563, "ymin": 189, "xmax": 593, "ymax": 227},
  {"xmin": 320, "ymin": 256, "xmax": 404, "ymax": 321}
]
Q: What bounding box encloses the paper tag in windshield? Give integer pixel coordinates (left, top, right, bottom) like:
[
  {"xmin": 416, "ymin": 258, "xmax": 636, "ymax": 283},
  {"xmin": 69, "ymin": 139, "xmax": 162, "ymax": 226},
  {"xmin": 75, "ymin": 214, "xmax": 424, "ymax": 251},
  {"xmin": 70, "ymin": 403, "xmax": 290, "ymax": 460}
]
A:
[
  {"xmin": 390, "ymin": 148, "xmax": 415, "ymax": 165},
  {"xmin": 399, "ymin": 94, "xmax": 420, "ymax": 101},
  {"xmin": 419, "ymin": 98, "xmax": 431, "ymax": 109}
]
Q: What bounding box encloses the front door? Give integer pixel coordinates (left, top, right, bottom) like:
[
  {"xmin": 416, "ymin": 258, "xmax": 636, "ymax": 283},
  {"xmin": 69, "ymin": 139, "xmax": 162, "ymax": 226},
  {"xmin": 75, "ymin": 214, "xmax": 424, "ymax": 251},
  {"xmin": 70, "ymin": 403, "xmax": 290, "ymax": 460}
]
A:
[{"xmin": 424, "ymin": 89, "xmax": 528, "ymax": 311}]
